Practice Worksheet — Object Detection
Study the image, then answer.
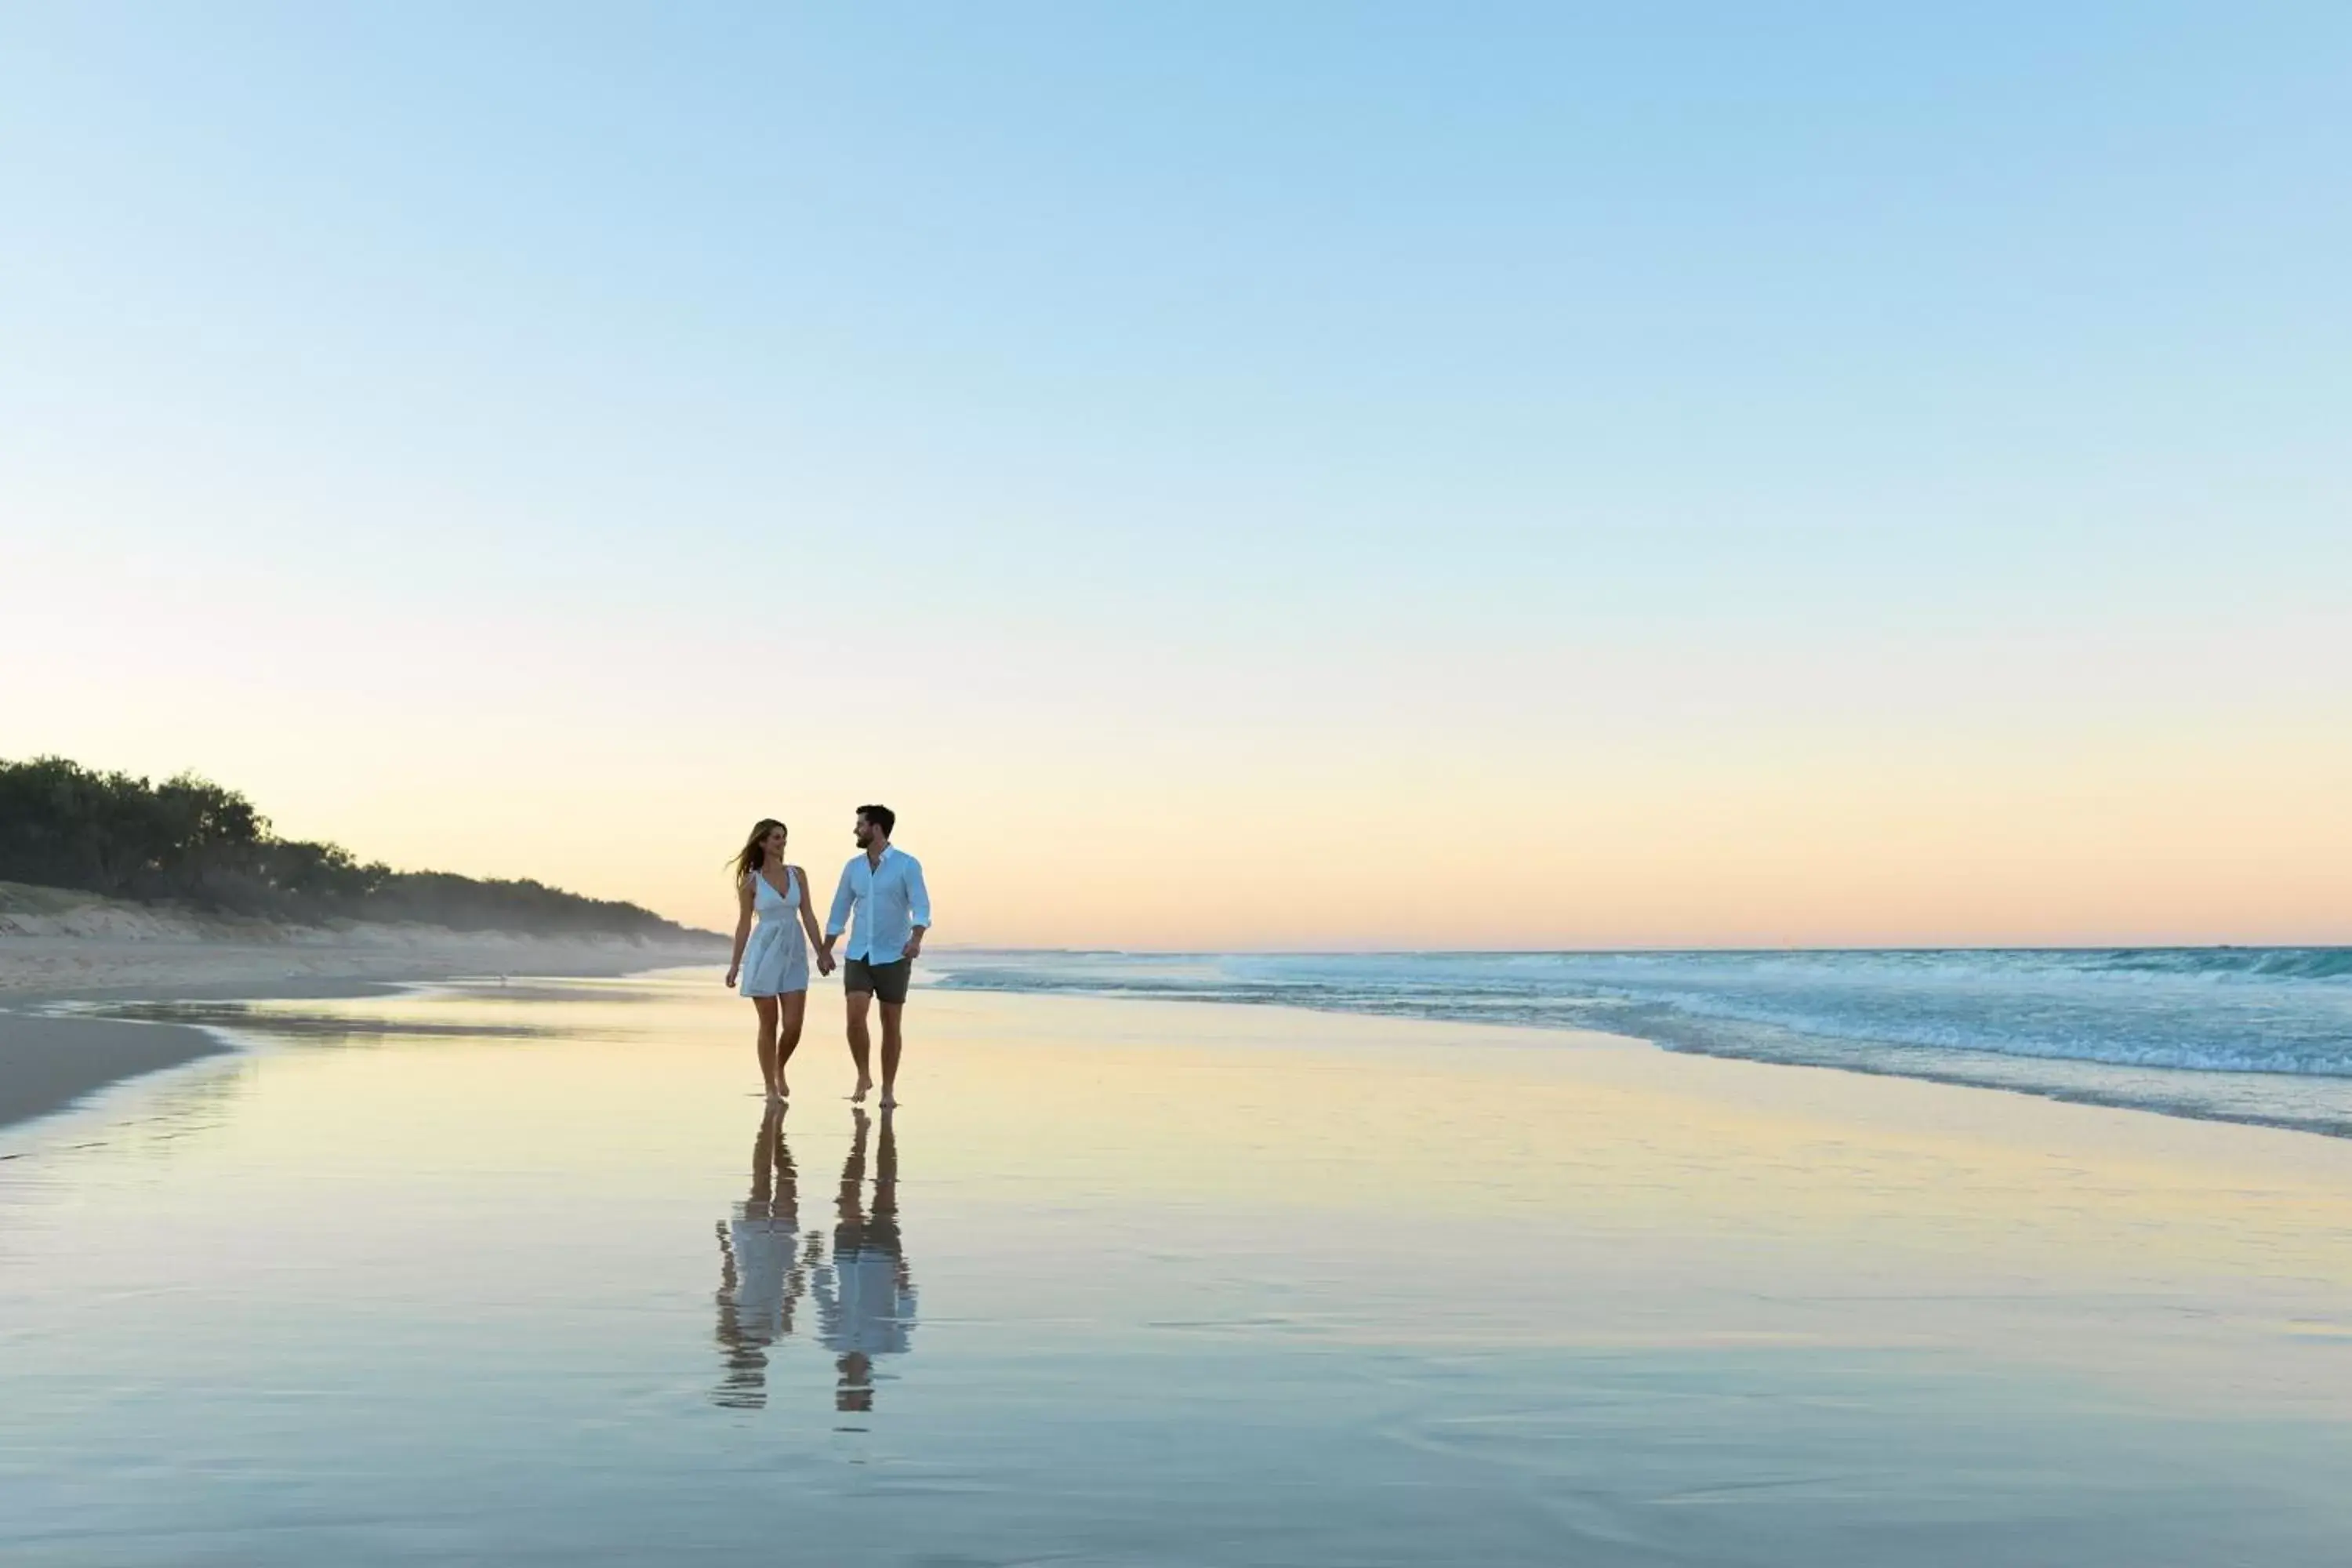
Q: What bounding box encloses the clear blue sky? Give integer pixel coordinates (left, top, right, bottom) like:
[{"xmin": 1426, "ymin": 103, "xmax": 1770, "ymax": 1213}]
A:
[{"xmin": 5, "ymin": 4, "xmax": 2348, "ymax": 944}]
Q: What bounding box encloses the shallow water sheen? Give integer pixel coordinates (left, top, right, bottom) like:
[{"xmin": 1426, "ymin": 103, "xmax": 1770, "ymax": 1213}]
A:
[
  {"xmin": 5, "ymin": 974, "xmax": 2352, "ymax": 1566},
  {"xmin": 935, "ymin": 948, "xmax": 2352, "ymax": 1135}
]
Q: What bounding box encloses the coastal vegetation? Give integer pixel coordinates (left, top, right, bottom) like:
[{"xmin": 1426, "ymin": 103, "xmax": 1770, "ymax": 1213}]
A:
[{"xmin": 0, "ymin": 757, "xmax": 704, "ymax": 939}]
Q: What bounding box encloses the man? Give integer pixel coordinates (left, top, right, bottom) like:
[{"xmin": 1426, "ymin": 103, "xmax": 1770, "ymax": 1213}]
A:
[{"xmin": 820, "ymin": 804, "xmax": 931, "ymax": 1108}]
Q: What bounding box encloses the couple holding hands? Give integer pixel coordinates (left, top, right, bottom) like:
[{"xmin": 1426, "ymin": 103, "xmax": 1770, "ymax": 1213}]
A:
[{"xmin": 726, "ymin": 804, "xmax": 931, "ymax": 1109}]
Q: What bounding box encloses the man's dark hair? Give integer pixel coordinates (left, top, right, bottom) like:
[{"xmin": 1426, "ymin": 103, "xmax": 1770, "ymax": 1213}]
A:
[{"xmin": 858, "ymin": 804, "xmax": 896, "ymax": 837}]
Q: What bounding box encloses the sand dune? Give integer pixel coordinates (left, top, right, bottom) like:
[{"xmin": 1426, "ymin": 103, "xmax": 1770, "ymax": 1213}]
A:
[{"xmin": 0, "ymin": 880, "xmax": 720, "ymax": 1002}]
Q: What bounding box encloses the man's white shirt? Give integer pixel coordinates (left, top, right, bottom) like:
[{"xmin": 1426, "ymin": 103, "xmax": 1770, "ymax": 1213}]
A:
[{"xmin": 825, "ymin": 846, "xmax": 931, "ymax": 963}]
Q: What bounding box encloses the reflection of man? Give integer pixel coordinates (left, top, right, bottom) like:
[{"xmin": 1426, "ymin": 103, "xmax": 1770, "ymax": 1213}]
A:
[
  {"xmin": 820, "ymin": 804, "xmax": 931, "ymax": 1109},
  {"xmin": 815, "ymin": 1107, "xmax": 916, "ymax": 1413},
  {"xmin": 713, "ymin": 1103, "xmax": 811, "ymax": 1410}
]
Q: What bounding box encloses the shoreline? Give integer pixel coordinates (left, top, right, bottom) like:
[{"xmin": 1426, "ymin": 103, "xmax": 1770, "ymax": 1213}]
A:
[
  {"xmin": 0, "ymin": 1013, "xmax": 235, "ymax": 1133},
  {"xmin": 17, "ymin": 941, "xmax": 2348, "ymax": 1154},
  {"xmin": 0, "ymin": 935, "xmax": 721, "ymax": 1134}
]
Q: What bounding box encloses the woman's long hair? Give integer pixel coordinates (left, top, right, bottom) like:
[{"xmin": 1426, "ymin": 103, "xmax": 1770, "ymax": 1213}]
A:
[{"xmin": 731, "ymin": 818, "xmax": 786, "ymax": 885}]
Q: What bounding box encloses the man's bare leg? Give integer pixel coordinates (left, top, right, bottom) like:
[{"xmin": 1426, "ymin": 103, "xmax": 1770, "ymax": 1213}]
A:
[
  {"xmin": 753, "ymin": 994, "xmax": 781, "ymax": 1099},
  {"xmin": 775, "ymin": 991, "xmax": 808, "ymax": 1098},
  {"xmin": 878, "ymin": 1001, "xmax": 905, "ymax": 1107},
  {"xmin": 845, "ymin": 988, "xmax": 874, "ymax": 1102}
]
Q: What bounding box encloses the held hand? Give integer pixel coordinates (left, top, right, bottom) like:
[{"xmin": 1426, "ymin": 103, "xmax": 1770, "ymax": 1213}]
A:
[{"xmin": 816, "ymin": 952, "xmax": 837, "ymax": 977}]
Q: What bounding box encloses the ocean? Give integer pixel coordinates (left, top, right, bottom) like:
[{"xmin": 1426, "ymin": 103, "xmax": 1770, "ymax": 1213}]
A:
[{"xmin": 933, "ymin": 946, "xmax": 2352, "ymax": 1138}]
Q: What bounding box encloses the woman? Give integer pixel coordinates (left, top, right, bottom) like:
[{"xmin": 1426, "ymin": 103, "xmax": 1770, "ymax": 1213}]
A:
[{"xmin": 724, "ymin": 818, "xmax": 832, "ymax": 1099}]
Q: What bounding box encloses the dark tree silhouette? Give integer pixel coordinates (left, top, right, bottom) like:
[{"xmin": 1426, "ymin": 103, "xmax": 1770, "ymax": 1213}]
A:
[{"xmin": 0, "ymin": 756, "xmax": 706, "ymax": 939}]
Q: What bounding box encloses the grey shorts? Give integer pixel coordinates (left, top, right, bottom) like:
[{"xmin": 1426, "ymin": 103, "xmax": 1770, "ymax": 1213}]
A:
[{"xmin": 844, "ymin": 956, "xmax": 912, "ymax": 1005}]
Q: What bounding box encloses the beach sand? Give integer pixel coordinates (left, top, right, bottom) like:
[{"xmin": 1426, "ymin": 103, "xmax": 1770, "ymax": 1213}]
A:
[{"xmin": 5, "ymin": 975, "xmax": 2350, "ymax": 1563}]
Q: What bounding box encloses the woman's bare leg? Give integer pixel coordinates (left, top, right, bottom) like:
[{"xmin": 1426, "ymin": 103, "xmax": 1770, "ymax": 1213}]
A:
[
  {"xmin": 774, "ymin": 991, "xmax": 808, "ymax": 1096},
  {"xmin": 753, "ymin": 994, "xmax": 781, "ymax": 1098}
]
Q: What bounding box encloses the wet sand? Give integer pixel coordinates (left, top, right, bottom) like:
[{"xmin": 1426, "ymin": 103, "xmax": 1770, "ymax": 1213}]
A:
[
  {"xmin": 0, "ymin": 931, "xmax": 721, "ymax": 1132},
  {"xmin": 0, "ymin": 1012, "xmax": 231, "ymax": 1130},
  {"xmin": 5, "ymin": 976, "xmax": 2352, "ymax": 1563}
]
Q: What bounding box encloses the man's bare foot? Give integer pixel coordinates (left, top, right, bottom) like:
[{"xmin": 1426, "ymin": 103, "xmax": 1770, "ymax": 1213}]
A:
[{"xmin": 879, "ymin": 1093, "xmax": 897, "ymax": 1110}]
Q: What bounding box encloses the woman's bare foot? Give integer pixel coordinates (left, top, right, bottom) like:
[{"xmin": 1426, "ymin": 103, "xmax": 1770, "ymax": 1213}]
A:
[{"xmin": 850, "ymin": 1077, "xmax": 873, "ymax": 1103}]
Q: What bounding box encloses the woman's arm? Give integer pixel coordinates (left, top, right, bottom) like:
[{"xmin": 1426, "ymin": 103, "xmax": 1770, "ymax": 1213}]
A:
[
  {"xmin": 797, "ymin": 867, "xmax": 834, "ymax": 975},
  {"xmin": 725, "ymin": 874, "xmax": 754, "ymax": 986}
]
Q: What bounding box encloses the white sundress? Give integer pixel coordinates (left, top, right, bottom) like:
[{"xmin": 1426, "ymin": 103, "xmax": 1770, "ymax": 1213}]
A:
[{"xmin": 738, "ymin": 868, "xmax": 811, "ymax": 998}]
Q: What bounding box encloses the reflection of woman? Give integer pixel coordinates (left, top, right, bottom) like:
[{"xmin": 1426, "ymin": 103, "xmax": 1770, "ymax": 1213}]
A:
[
  {"xmin": 724, "ymin": 818, "xmax": 833, "ymax": 1100},
  {"xmin": 815, "ymin": 1107, "xmax": 916, "ymax": 1413},
  {"xmin": 713, "ymin": 1103, "xmax": 813, "ymax": 1410}
]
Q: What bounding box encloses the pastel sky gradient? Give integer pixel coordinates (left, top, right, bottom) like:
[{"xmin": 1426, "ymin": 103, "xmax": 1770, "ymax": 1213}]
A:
[{"xmin": 5, "ymin": 4, "xmax": 2348, "ymax": 946}]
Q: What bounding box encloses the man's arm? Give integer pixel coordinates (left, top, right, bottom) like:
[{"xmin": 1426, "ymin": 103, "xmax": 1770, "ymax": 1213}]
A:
[
  {"xmin": 902, "ymin": 858, "xmax": 931, "ymax": 960},
  {"xmin": 822, "ymin": 862, "xmax": 856, "ymax": 956}
]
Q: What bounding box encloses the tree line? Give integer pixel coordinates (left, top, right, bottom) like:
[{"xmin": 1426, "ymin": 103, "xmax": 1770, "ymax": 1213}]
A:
[{"xmin": 0, "ymin": 756, "xmax": 706, "ymax": 939}]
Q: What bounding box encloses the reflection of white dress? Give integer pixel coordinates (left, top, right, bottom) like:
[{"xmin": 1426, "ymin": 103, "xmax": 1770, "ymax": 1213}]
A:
[
  {"xmin": 738, "ymin": 869, "xmax": 809, "ymax": 998},
  {"xmin": 728, "ymin": 1207, "xmax": 804, "ymax": 1341}
]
